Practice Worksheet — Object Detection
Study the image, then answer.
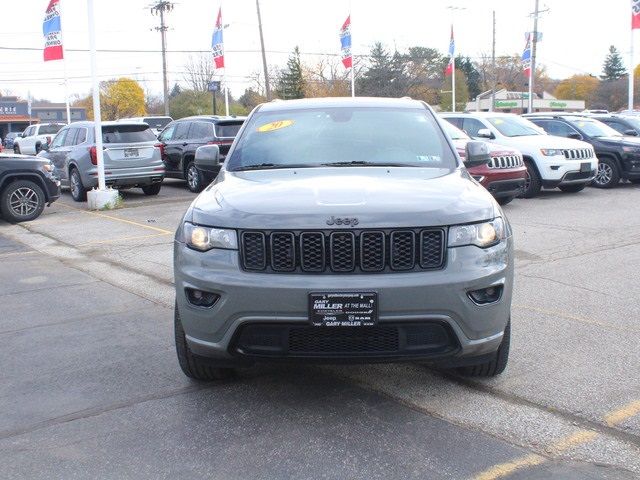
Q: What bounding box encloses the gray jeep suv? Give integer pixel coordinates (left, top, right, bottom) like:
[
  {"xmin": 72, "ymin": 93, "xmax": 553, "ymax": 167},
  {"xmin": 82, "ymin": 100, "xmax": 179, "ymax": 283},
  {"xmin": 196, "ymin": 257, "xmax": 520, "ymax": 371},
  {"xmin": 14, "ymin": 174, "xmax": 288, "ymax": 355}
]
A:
[{"xmin": 174, "ymin": 97, "xmax": 514, "ymax": 381}]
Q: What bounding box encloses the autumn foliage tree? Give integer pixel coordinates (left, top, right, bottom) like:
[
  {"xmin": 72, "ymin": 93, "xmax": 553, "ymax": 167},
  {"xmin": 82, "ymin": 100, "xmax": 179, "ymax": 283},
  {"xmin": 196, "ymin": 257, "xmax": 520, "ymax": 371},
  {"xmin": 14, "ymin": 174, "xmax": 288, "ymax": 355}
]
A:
[
  {"xmin": 74, "ymin": 77, "xmax": 145, "ymax": 120},
  {"xmin": 554, "ymin": 75, "xmax": 599, "ymax": 102}
]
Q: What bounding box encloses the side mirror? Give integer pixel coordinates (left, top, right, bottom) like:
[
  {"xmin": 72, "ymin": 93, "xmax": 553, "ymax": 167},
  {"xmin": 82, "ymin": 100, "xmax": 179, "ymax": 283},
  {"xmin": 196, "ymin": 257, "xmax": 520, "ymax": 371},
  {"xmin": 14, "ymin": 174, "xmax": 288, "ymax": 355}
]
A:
[
  {"xmin": 624, "ymin": 129, "xmax": 638, "ymax": 136},
  {"xmin": 568, "ymin": 132, "xmax": 583, "ymax": 140},
  {"xmin": 476, "ymin": 128, "xmax": 494, "ymax": 139},
  {"xmin": 464, "ymin": 141, "xmax": 491, "ymax": 168},
  {"xmin": 40, "ymin": 143, "xmax": 49, "ymax": 152},
  {"xmin": 194, "ymin": 144, "xmax": 220, "ymax": 174}
]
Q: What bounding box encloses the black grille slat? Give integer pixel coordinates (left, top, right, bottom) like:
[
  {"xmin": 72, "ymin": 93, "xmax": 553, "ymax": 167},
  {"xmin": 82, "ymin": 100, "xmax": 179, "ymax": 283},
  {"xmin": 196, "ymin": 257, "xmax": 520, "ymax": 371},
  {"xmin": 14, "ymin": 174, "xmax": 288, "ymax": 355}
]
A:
[
  {"xmin": 240, "ymin": 228, "xmax": 445, "ymax": 274},
  {"xmin": 360, "ymin": 232, "xmax": 385, "ymax": 271},
  {"xmin": 241, "ymin": 232, "xmax": 266, "ymax": 270},
  {"xmin": 390, "ymin": 231, "xmax": 416, "ymax": 270},
  {"xmin": 330, "ymin": 232, "xmax": 356, "ymax": 272},
  {"xmin": 300, "ymin": 232, "xmax": 325, "ymax": 272},
  {"xmin": 270, "ymin": 232, "xmax": 296, "ymax": 272},
  {"xmin": 420, "ymin": 230, "xmax": 445, "ymax": 269},
  {"xmin": 289, "ymin": 327, "xmax": 399, "ymax": 353}
]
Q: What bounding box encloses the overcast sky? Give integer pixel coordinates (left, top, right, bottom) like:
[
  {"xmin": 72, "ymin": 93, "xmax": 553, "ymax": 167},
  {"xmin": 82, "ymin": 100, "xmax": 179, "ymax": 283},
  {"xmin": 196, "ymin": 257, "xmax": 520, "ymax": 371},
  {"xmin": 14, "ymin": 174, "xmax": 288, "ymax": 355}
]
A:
[{"xmin": 0, "ymin": 0, "xmax": 634, "ymax": 103}]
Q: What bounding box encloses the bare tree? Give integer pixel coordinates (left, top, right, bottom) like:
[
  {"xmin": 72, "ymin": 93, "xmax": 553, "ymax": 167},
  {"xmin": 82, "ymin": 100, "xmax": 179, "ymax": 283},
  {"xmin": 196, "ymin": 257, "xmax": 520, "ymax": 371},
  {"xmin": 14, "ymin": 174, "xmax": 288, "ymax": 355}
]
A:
[{"xmin": 183, "ymin": 53, "xmax": 218, "ymax": 92}]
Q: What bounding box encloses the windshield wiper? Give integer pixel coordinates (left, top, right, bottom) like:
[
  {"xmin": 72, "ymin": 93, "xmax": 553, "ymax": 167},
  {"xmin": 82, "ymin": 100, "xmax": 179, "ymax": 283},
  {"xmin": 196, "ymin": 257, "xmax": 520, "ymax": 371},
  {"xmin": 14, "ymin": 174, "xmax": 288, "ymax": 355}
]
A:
[
  {"xmin": 321, "ymin": 161, "xmax": 414, "ymax": 167},
  {"xmin": 233, "ymin": 163, "xmax": 316, "ymax": 171}
]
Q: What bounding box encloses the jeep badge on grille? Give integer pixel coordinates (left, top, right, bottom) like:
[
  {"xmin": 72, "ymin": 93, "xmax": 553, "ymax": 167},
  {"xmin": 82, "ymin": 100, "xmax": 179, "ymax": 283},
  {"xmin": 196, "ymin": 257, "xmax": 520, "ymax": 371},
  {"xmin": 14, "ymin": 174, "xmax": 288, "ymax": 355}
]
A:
[{"xmin": 326, "ymin": 216, "xmax": 359, "ymax": 226}]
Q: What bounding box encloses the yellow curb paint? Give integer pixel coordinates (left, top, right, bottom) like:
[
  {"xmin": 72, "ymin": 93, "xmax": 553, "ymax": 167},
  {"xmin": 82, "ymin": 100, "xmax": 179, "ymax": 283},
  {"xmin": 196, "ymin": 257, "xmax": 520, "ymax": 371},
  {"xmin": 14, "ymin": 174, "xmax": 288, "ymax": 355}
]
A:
[
  {"xmin": 56, "ymin": 202, "xmax": 172, "ymax": 234},
  {"xmin": 474, "ymin": 454, "xmax": 546, "ymax": 480},
  {"xmin": 77, "ymin": 232, "xmax": 171, "ymax": 247},
  {"xmin": 604, "ymin": 400, "xmax": 640, "ymax": 427}
]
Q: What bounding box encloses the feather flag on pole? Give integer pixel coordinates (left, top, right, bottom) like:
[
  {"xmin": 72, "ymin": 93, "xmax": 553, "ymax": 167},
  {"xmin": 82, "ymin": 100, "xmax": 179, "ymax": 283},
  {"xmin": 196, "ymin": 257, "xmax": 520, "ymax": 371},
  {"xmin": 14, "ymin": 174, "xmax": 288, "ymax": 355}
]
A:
[
  {"xmin": 340, "ymin": 15, "xmax": 352, "ymax": 69},
  {"xmin": 522, "ymin": 34, "xmax": 532, "ymax": 78},
  {"xmin": 212, "ymin": 7, "xmax": 224, "ymax": 69},
  {"xmin": 633, "ymin": 0, "xmax": 640, "ymax": 29},
  {"xmin": 43, "ymin": 0, "xmax": 63, "ymax": 61},
  {"xmin": 444, "ymin": 26, "xmax": 455, "ymax": 76}
]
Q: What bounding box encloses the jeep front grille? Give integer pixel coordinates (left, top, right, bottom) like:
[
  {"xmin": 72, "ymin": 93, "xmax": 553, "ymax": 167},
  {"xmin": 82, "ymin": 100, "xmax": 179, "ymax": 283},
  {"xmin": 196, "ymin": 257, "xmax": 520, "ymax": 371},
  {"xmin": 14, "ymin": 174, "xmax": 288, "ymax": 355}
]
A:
[
  {"xmin": 562, "ymin": 148, "xmax": 593, "ymax": 160},
  {"xmin": 488, "ymin": 154, "xmax": 524, "ymax": 169},
  {"xmin": 240, "ymin": 228, "xmax": 446, "ymax": 274}
]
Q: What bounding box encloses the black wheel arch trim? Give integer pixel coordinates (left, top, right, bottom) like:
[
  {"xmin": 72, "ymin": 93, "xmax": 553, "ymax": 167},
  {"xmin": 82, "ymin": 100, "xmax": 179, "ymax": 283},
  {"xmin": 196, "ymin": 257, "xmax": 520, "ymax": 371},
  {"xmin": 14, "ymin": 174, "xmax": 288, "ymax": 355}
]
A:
[{"xmin": 0, "ymin": 172, "xmax": 52, "ymax": 202}]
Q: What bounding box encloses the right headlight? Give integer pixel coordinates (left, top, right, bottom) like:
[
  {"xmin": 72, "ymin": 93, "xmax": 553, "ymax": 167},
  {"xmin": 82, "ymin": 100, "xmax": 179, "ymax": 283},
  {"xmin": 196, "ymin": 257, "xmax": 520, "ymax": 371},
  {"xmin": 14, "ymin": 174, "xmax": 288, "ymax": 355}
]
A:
[
  {"xmin": 448, "ymin": 217, "xmax": 506, "ymax": 248},
  {"xmin": 182, "ymin": 222, "xmax": 238, "ymax": 251}
]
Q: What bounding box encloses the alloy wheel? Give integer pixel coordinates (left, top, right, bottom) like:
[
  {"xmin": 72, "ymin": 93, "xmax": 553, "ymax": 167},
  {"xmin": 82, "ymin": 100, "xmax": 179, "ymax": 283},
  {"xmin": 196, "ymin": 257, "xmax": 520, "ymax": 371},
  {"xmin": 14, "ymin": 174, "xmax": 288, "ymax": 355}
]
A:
[
  {"xmin": 187, "ymin": 165, "xmax": 199, "ymax": 190},
  {"xmin": 71, "ymin": 171, "xmax": 81, "ymax": 198},
  {"xmin": 594, "ymin": 163, "xmax": 612, "ymax": 186},
  {"xmin": 9, "ymin": 187, "xmax": 39, "ymax": 217}
]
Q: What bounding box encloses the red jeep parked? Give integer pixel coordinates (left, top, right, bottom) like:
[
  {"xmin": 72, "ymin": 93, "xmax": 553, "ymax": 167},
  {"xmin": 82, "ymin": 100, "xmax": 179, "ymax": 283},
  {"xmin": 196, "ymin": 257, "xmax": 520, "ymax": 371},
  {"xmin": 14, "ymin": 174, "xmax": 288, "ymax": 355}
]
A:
[{"xmin": 442, "ymin": 120, "xmax": 526, "ymax": 205}]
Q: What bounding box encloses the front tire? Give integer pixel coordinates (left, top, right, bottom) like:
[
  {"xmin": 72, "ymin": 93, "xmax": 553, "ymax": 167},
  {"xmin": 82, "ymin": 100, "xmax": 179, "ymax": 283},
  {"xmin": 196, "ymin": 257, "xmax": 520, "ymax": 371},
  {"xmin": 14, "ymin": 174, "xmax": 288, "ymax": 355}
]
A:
[
  {"xmin": 520, "ymin": 160, "xmax": 541, "ymax": 198},
  {"xmin": 175, "ymin": 304, "xmax": 234, "ymax": 381},
  {"xmin": 592, "ymin": 158, "xmax": 620, "ymax": 188},
  {"xmin": 458, "ymin": 321, "xmax": 510, "ymax": 377},
  {"xmin": 185, "ymin": 161, "xmax": 203, "ymax": 193},
  {"xmin": 558, "ymin": 184, "xmax": 586, "ymax": 193},
  {"xmin": 13, "ymin": 144, "xmax": 21, "ymax": 154},
  {"xmin": 0, "ymin": 180, "xmax": 46, "ymax": 223},
  {"xmin": 141, "ymin": 183, "xmax": 162, "ymax": 196},
  {"xmin": 69, "ymin": 168, "xmax": 87, "ymax": 202}
]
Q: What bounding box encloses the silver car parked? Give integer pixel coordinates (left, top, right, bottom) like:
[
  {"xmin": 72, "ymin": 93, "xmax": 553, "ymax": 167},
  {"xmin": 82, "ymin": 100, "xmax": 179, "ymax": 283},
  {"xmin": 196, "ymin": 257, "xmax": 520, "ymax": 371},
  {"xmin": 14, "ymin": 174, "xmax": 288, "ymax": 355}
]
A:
[{"xmin": 39, "ymin": 121, "xmax": 164, "ymax": 201}]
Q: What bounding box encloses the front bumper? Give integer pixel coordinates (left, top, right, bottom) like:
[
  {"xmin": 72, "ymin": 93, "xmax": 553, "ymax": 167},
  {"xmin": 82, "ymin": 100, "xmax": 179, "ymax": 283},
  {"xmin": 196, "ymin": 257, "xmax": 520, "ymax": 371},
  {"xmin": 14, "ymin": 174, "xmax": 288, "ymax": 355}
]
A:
[
  {"xmin": 537, "ymin": 155, "xmax": 598, "ymax": 185},
  {"xmin": 174, "ymin": 237, "xmax": 514, "ymax": 364}
]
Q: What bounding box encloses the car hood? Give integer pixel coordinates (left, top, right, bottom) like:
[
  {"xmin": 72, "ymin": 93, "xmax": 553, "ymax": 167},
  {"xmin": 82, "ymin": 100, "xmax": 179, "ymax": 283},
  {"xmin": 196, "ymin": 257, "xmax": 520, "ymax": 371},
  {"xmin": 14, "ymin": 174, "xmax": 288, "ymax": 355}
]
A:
[
  {"xmin": 492, "ymin": 134, "xmax": 591, "ymax": 150},
  {"xmin": 189, "ymin": 167, "xmax": 498, "ymax": 229},
  {"xmin": 592, "ymin": 135, "xmax": 640, "ymax": 147}
]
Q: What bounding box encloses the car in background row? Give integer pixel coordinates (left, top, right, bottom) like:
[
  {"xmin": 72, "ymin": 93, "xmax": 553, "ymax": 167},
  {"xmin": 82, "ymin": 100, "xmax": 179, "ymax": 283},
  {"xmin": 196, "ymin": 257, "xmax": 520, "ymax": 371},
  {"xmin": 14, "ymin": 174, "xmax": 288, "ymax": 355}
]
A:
[
  {"xmin": 441, "ymin": 112, "xmax": 597, "ymax": 198},
  {"xmin": 13, "ymin": 123, "xmax": 66, "ymax": 155},
  {"xmin": 0, "ymin": 153, "xmax": 60, "ymax": 223},
  {"xmin": 525, "ymin": 114, "xmax": 640, "ymax": 188},
  {"xmin": 157, "ymin": 115, "xmax": 245, "ymax": 192},
  {"xmin": 118, "ymin": 116, "xmax": 173, "ymax": 137},
  {"xmin": 441, "ymin": 120, "xmax": 526, "ymax": 205},
  {"xmin": 585, "ymin": 113, "xmax": 640, "ymax": 137},
  {"xmin": 39, "ymin": 121, "xmax": 164, "ymax": 201},
  {"xmin": 3, "ymin": 132, "xmax": 20, "ymax": 150}
]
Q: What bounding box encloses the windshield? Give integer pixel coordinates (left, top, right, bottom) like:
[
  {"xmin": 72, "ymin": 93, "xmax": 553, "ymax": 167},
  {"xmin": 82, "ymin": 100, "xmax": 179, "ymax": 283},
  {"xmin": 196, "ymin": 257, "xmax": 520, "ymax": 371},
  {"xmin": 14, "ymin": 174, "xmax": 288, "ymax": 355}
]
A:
[
  {"xmin": 619, "ymin": 116, "xmax": 640, "ymax": 131},
  {"xmin": 567, "ymin": 118, "xmax": 622, "ymax": 137},
  {"xmin": 441, "ymin": 119, "xmax": 470, "ymax": 140},
  {"xmin": 143, "ymin": 117, "xmax": 172, "ymax": 130},
  {"xmin": 227, "ymin": 106, "xmax": 457, "ymax": 171},
  {"xmin": 102, "ymin": 125, "xmax": 157, "ymax": 144},
  {"xmin": 487, "ymin": 116, "xmax": 543, "ymax": 137}
]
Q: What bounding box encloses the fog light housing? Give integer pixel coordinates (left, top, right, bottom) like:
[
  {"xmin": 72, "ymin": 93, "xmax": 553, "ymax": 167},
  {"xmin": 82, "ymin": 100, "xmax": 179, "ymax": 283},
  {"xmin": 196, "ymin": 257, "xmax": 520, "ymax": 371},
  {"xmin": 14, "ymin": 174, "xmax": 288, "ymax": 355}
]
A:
[
  {"xmin": 185, "ymin": 288, "xmax": 220, "ymax": 308},
  {"xmin": 468, "ymin": 285, "xmax": 503, "ymax": 305}
]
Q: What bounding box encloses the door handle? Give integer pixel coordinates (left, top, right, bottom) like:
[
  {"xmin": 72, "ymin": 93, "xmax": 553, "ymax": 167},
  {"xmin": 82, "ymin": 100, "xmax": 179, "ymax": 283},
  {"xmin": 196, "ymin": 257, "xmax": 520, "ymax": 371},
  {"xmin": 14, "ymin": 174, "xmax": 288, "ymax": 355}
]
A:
[{"xmin": 182, "ymin": 142, "xmax": 188, "ymax": 146}]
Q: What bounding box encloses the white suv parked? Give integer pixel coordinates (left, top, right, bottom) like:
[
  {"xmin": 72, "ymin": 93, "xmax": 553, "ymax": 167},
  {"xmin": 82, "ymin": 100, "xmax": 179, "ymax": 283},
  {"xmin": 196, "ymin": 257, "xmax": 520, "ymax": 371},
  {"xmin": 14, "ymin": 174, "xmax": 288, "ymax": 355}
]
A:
[
  {"xmin": 14, "ymin": 123, "xmax": 66, "ymax": 155},
  {"xmin": 441, "ymin": 112, "xmax": 597, "ymax": 197}
]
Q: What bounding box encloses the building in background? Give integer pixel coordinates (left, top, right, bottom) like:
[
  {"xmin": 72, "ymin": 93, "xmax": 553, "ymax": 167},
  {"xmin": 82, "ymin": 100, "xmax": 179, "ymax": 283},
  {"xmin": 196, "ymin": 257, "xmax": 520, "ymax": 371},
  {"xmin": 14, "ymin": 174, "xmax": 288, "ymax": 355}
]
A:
[
  {"xmin": 467, "ymin": 89, "xmax": 585, "ymax": 113},
  {"xmin": 0, "ymin": 97, "xmax": 86, "ymax": 139}
]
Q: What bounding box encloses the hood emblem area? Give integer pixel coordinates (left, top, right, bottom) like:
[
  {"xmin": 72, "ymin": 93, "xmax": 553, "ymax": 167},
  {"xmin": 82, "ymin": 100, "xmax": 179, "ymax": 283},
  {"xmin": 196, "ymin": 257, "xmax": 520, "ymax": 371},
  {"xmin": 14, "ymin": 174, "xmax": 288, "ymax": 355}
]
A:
[{"xmin": 326, "ymin": 216, "xmax": 359, "ymax": 227}]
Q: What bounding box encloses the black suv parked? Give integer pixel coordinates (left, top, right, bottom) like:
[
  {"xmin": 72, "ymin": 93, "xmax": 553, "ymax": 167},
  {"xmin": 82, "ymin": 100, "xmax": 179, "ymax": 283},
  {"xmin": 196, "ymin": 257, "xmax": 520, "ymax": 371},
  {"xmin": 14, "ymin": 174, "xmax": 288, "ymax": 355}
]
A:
[
  {"xmin": 0, "ymin": 154, "xmax": 60, "ymax": 223},
  {"xmin": 585, "ymin": 114, "xmax": 640, "ymax": 137},
  {"xmin": 157, "ymin": 116, "xmax": 245, "ymax": 192},
  {"xmin": 525, "ymin": 114, "xmax": 640, "ymax": 188}
]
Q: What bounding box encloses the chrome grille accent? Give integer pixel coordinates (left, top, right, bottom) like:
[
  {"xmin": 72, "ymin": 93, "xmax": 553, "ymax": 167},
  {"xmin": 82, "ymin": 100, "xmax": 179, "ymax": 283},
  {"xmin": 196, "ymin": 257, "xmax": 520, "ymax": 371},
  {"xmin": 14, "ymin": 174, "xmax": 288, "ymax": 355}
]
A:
[
  {"xmin": 562, "ymin": 148, "xmax": 592, "ymax": 160},
  {"xmin": 488, "ymin": 154, "xmax": 524, "ymax": 169}
]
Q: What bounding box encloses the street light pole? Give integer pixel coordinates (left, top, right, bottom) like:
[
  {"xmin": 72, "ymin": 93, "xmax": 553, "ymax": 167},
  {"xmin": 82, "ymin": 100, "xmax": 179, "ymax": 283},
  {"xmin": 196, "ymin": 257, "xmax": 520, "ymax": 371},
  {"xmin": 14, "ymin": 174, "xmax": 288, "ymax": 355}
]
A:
[
  {"xmin": 151, "ymin": 1, "xmax": 174, "ymax": 116},
  {"xmin": 490, "ymin": 10, "xmax": 496, "ymax": 112},
  {"xmin": 528, "ymin": 0, "xmax": 539, "ymax": 113},
  {"xmin": 255, "ymin": 0, "xmax": 271, "ymax": 100}
]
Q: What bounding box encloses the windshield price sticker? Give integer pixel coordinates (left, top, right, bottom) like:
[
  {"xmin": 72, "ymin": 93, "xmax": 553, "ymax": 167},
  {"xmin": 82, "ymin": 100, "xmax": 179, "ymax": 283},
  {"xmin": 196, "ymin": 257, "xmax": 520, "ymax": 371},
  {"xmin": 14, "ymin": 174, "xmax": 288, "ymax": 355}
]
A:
[
  {"xmin": 257, "ymin": 120, "xmax": 294, "ymax": 133},
  {"xmin": 309, "ymin": 292, "xmax": 377, "ymax": 327}
]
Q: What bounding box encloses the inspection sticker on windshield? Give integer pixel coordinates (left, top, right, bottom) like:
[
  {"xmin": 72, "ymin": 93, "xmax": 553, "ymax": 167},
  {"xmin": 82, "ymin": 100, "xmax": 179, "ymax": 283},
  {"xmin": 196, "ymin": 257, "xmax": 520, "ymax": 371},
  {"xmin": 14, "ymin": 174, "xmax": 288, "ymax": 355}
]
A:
[
  {"xmin": 493, "ymin": 119, "xmax": 504, "ymax": 125},
  {"xmin": 257, "ymin": 120, "xmax": 294, "ymax": 132},
  {"xmin": 416, "ymin": 155, "xmax": 441, "ymax": 163}
]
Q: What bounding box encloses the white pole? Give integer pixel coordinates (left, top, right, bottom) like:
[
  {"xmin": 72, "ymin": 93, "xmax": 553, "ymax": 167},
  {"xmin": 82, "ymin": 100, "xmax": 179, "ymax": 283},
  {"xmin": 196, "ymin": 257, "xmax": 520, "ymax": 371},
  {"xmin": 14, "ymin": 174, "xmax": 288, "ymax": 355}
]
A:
[
  {"xmin": 87, "ymin": 0, "xmax": 106, "ymax": 191},
  {"xmin": 630, "ymin": 27, "xmax": 635, "ymax": 112},
  {"xmin": 58, "ymin": 0, "xmax": 72, "ymax": 124},
  {"xmin": 451, "ymin": 56, "xmax": 456, "ymax": 112},
  {"xmin": 350, "ymin": 4, "xmax": 355, "ymax": 97},
  {"xmin": 224, "ymin": 68, "xmax": 229, "ymax": 116}
]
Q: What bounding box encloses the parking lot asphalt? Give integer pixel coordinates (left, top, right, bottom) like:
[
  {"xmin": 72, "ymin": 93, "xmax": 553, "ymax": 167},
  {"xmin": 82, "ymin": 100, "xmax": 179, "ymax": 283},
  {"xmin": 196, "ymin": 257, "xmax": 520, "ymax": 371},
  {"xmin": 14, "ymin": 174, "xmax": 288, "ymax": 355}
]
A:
[{"xmin": 1, "ymin": 179, "xmax": 640, "ymax": 479}]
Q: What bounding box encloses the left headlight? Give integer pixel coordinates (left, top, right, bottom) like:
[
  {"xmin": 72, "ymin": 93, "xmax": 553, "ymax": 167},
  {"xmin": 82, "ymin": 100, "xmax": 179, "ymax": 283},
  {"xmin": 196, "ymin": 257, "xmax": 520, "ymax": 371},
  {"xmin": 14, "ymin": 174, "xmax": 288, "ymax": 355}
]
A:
[
  {"xmin": 622, "ymin": 146, "xmax": 640, "ymax": 154},
  {"xmin": 183, "ymin": 222, "xmax": 238, "ymax": 251},
  {"xmin": 42, "ymin": 163, "xmax": 54, "ymax": 172},
  {"xmin": 448, "ymin": 217, "xmax": 506, "ymax": 248},
  {"xmin": 540, "ymin": 148, "xmax": 564, "ymax": 157}
]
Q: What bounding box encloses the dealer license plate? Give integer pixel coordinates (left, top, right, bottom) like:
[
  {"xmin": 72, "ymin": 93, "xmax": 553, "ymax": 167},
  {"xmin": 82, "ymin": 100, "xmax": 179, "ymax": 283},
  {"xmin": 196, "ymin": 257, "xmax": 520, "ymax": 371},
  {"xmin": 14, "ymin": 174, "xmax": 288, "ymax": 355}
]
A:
[
  {"xmin": 124, "ymin": 148, "xmax": 139, "ymax": 158},
  {"xmin": 309, "ymin": 292, "xmax": 377, "ymax": 327}
]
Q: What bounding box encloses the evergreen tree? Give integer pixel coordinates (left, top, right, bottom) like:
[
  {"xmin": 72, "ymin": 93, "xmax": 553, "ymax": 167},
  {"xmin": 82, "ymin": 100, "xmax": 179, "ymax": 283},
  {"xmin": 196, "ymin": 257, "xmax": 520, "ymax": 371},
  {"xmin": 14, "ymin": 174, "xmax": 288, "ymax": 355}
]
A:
[
  {"xmin": 169, "ymin": 83, "xmax": 182, "ymax": 99},
  {"xmin": 601, "ymin": 46, "xmax": 626, "ymax": 81},
  {"xmin": 276, "ymin": 46, "xmax": 305, "ymax": 99},
  {"xmin": 455, "ymin": 56, "xmax": 482, "ymax": 99},
  {"xmin": 357, "ymin": 43, "xmax": 410, "ymax": 97}
]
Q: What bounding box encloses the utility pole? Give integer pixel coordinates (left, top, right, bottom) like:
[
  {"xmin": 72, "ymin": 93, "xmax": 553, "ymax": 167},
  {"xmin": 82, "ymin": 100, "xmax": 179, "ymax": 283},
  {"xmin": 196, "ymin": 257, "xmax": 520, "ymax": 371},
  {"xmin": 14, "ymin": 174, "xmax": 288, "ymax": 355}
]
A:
[
  {"xmin": 151, "ymin": 1, "xmax": 174, "ymax": 116},
  {"xmin": 490, "ymin": 10, "xmax": 496, "ymax": 112},
  {"xmin": 255, "ymin": 0, "xmax": 271, "ymax": 100},
  {"xmin": 528, "ymin": 0, "xmax": 539, "ymax": 113}
]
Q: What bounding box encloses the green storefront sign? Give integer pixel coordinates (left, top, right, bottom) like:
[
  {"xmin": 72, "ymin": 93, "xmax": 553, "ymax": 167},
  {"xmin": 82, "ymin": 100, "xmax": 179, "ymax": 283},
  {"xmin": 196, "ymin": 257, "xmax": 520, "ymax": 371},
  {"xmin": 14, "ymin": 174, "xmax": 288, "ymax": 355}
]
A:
[
  {"xmin": 494, "ymin": 101, "xmax": 519, "ymax": 108},
  {"xmin": 549, "ymin": 101, "xmax": 568, "ymax": 108}
]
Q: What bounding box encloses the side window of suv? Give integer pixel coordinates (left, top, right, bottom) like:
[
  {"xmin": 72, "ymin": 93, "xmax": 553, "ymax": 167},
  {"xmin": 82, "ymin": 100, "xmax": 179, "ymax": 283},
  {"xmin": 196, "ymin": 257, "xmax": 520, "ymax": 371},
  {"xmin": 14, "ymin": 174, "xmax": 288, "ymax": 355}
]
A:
[
  {"xmin": 462, "ymin": 118, "xmax": 486, "ymax": 137},
  {"xmin": 63, "ymin": 128, "xmax": 78, "ymax": 146},
  {"xmin": 75, "ymin": 128, "xmax": 87, "ymax": 145},
  {"xmin": 158, "ymin": 124, "xmax": 176, "ymax": 142},
  {"xmin": 23, "ymin": 126, "xmax": 34, "ymax": 137},
  {"xmin": 190, "ymin": 121, "xmax": 214, "ymax": 139},
  {"xmin": 602, "ymin": 120, "xmax": 626, "ymax": 134},
  {"xmin": 173, "ymin": 122, "xmax": 191, "ymax": 141},
  {"xmin": 445, "ymin": 117, "xmax": 464, "ymax": 129},
  {"xmin": 50, "ymin": 129, "xmax": 68, "ymax": 149}
]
